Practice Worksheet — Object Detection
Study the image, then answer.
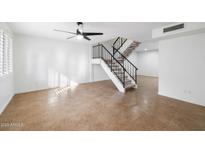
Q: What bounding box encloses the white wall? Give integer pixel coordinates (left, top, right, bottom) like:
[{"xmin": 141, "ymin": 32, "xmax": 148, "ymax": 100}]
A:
[
  {"xmin": 0, "ymin": 23, "xmax": 14, "ymax": 114},
  {"xmin": 92, "ymin": 65, "xmax": 109, "ymax": 82},
  {"xmin": 136, "ymin": 51, "xmax": 159, "ymax": 77},
  {"xmin": 0, "ymin": 74, "xmax": 13, "ymax": 113},
  {"xmin": 14, "ymin": 34, "xmax": 91, "ymax": 94},
  {"xmin": 91, "ymin": 38, "xmax": 115, "ymax": 82},
  {"xmin": 136, "ymin": 42, "xmax": 158, "ymax": 52},
  {"xmin": 102, "ymin": 38, "xmax": 115, "ymax": 54},
  {"xmin": 127, "ymin": 42, "xmax": 159, "ymax": 77},
  {"xmin": 159, "ymin": 33, "xmax": 205, "ymax": 106}
]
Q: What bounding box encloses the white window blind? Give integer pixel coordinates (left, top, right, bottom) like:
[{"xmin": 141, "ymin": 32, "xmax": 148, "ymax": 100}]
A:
[
  {"xmin": 8, "ymin": 37, "xmax": 13, "ymax": 73},
  {"xmin": 0, "ymin": 32, "xmax": 3, "ymax": 77},
  {"xmin": 0, "ymin": 30, "xmax": 13, "ymax": 77}
]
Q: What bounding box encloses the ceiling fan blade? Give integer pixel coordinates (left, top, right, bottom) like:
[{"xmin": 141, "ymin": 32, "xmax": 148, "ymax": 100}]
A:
[
  {"xmin": 54, "ymin": 29, "xmax": 76, "ymax": 35},
  {"xmin": 77, "ymin": 22, "xmax": 83, "ymax": 26},
  {"xmin": 66, "ymin": 36, "xmax": 76, "ymax": 40},
  {"xmin": 83, "ymin": 35, "xmax": 91, "ymax": 41},
  {"xmin": 83, "ymin": 32, "xmax": 103, "ymax": 36}
]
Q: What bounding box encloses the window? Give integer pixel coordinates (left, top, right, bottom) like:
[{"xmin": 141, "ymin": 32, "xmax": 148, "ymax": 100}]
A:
[
  {"xmin": 0, "ymin": 30, "xmax": 13, "ymax": 77},
  {"xmin": 0, "ymin": 32, "xmax": 3, "ymax": 76}
]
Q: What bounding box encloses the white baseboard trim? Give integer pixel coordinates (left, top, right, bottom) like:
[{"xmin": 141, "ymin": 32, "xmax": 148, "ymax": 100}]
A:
[
  {"xmin": 138, "ymin": 74, "xmax": 158, "ymax": 78},
  {"xmin": 158, "ymin": 92, "xmax": 205, "ymax": 107},
  {"xmin": 0, "ymin": 95, "xmax": 14, "ymax": 115}
]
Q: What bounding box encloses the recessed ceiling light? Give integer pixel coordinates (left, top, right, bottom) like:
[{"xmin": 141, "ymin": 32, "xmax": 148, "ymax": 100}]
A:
[{"xmin": 144, "ymin": 48, "xmax": 148, "ymax": 51}]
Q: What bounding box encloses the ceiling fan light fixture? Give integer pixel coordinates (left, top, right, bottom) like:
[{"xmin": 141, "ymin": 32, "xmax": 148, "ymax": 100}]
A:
[
  {"xmin": 77, "ymin": 34, "xmax": 83, "ymax": 39},
  {"xmin": 55, "ymin": 22, "xmax": 103, "ymax": 41},
  {"xmin": 79, "ymin": 28, "xmax": 83, "ymax": 33}
]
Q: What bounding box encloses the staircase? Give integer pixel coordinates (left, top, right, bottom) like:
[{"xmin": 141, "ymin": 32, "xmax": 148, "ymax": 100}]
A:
[
  {"xmin": 122, "ymin": 41, "xmax": 140, "ymax": 57},
  {"xmin": 113, "ymin": 37, "xmax": 140, "ymax": 57},
  {"xmin": 92, "ymin": 43, "xmax": 138, "ymax": 93},
  {"xmin": 105, "ymin": 59, "xmax": 135, "ymax": 89}
]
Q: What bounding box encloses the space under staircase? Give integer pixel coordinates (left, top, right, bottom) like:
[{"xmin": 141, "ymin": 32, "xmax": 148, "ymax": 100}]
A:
[{"xmin": 92, "ymin": 41, "xmax": 138, "ymax": 93}]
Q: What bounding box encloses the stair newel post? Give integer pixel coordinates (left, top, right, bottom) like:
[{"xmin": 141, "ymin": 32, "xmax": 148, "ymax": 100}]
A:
[{"xmin": 111, "ymin": 55, "xmax": 112, "ymax": 72}]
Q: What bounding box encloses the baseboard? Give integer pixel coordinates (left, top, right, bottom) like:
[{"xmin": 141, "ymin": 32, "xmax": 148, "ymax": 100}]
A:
[
  {"xmin": 158, "ymin": 92, "xmax": 205, "ymax": 107},
  {"xmin": 138, "ymin": 75, "xmax": 158, "ymax": 78},
  {"xmin": 0, "ymin": 95, "xmax": 14, "ymax": 115},
  {"xmin": 91, "ymin": 79, "xmax": 110, "ymax": 83},
  {"xmin": 15, "ymin": 87, "xmax": 59, "ymax": 95}
]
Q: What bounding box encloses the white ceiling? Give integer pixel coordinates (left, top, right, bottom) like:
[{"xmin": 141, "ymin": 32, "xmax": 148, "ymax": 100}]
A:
[{"xmin": 8, "ymin": 22, "xmax": 173, "ymax": 44}]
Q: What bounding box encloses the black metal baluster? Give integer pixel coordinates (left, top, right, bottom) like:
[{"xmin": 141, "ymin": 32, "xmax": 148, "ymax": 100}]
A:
[
  {"xmin": 111, "ymin": 54, "xmax": 112, "ymax": 72},
  {"xmin": 123, "ymin": 58, "xmax": 125, "ymax": 88},
  {"xmin": 93, "ymin": 43, "xmax": 138, "ymax": 88},
  {"xmin": 135, "ymin": 68, "xmax": 137, "ymax": 84}
]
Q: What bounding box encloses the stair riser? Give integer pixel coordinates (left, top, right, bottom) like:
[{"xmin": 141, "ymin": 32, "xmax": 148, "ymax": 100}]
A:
[
  {"xmin": 117, "ymin": 75, "xmax": 128, "ymax": 79},
  {"xmin": 114, "ymin": 71, "xmax": 123, "ymax": 74},
  {"xmin": 108, "ymin": 61, "xmax": 124, "ymax": 65},
  {"xmin": 110, "ymin": 65, "xmax": 120, "ymax": 68},
  {"xmin": 113, "ymin": 68, "xmax": 123, "ymax": 71}
]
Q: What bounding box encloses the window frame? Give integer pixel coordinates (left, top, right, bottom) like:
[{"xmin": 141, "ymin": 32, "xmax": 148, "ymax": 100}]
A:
[{"xmin": 0, "ymin": 29, "xmax": 13, "ymax": 79}]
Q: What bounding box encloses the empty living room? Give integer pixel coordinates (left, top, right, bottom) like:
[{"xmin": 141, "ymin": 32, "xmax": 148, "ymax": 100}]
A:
[
  {"xmin": 0, "ymin": 22, "xmax": 204, "ymax": 131},
  {"xmin": 1, "ymin": 0, "xmax": 205, "ymax": 153}
]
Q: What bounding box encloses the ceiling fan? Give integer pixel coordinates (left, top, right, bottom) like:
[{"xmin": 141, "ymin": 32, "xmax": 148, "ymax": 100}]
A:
[{"xmin": 54, "ymin": 22, "xmax": 103, "ymax": 41}]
